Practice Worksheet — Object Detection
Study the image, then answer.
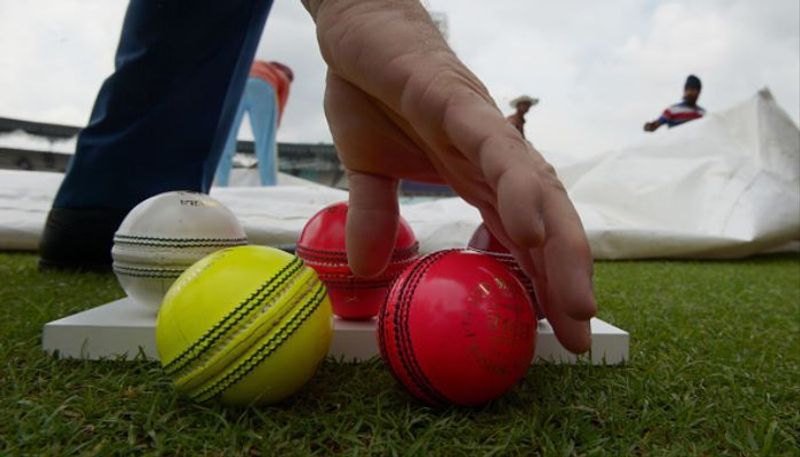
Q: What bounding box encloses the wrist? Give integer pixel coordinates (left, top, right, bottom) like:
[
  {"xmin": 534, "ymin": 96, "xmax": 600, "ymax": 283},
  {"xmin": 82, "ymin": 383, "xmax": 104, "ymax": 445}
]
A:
[
  {"xmin": 309, "ymin": 0, "xmax": 454, "ymax": 79},
  {"xmin": 301, "ymin": 0, "xmax": 322, "ymax": 18}
]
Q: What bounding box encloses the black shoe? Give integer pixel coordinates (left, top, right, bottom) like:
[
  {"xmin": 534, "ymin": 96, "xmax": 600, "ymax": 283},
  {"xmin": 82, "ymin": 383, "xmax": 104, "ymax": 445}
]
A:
[{"xmin": 39, "ymin": 207, "xmax": 130, "ymax": 272}]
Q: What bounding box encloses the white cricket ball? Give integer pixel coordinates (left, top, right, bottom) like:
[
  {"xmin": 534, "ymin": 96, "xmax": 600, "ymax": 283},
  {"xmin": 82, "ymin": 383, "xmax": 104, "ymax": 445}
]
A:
[{"xmin": 112, "ymin": 191, "xmax": 247, "ymax": 312}]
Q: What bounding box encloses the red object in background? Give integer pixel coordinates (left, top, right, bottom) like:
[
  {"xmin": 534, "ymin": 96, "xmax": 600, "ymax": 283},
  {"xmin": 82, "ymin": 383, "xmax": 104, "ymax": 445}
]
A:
[
  {"xmin": 468, "ymin": 223, "xmax": 545, "ymax": 320},
  {"xmin": 378, "ymin": 249, "xmax": 537, "ymax": 406},
  {"xmin": 249, "ymin": 60, "xmax": 292, "ymax": 124},
  {"xmin": 296, "ymin": 201, "xmax": 419, "ymax": 320}
]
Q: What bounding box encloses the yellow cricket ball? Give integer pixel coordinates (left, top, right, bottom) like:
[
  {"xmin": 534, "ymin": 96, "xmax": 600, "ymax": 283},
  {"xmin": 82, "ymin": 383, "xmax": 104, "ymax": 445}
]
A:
[{"xmin": 156, "ymin": 245, "xmax": 333, "ymax": 406}]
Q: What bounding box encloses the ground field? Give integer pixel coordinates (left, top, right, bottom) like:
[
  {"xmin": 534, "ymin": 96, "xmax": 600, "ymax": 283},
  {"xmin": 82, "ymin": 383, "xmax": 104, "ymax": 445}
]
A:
[{"xmin": 1, "ymin": 252, "xmax": 798, "ymax": 456}]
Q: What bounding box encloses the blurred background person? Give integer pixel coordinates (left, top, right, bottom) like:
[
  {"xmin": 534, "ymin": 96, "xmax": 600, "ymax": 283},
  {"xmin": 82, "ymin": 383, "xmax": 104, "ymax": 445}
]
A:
[
  {"xmin": 215, "ymin": 60, "xmax": 294, "ymax": 186},
  {"xmin": 644, "ymin": 75, "xmax": 705, "ymax": 132},
  {"xmin": 506, "ymin": 95, "xmax": 538, "ymax": 139}
]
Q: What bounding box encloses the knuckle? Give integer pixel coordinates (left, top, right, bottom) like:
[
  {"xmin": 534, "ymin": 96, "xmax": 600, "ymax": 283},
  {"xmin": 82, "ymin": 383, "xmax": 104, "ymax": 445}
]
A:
[{"xmin": 537, "ymin": 161, "xmax": 566, "ymax": 192}]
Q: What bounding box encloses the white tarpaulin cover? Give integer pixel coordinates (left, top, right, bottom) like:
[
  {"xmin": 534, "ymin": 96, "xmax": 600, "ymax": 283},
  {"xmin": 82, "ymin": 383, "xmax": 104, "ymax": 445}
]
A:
[
  {"xmin": 0, "ymin": 89, "xmax": 797, "ymax": 258},
  {"xmin": 555, "ymin": 88, "xmax": 800, "ymax": 258}
]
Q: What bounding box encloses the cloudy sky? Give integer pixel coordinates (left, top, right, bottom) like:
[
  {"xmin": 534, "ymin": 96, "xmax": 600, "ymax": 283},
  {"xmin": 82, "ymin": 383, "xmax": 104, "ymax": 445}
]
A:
[{"xmin": 0, "ymin": 0, "xmax": 797, "ymax": 159}]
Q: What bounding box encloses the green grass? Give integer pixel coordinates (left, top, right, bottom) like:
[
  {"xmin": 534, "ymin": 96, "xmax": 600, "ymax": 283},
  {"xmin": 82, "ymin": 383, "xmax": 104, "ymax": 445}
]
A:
[{"xmin": 1, "ymin": 252, "xmax": 798, "ymax": 456}]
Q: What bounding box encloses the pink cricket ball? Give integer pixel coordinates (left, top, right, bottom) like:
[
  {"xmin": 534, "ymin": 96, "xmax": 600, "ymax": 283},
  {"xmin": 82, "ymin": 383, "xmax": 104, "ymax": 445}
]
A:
[
  {"xmin": 378, "ymin": 249, "xmax": 537, "ymax": 406},
  {"xmin": 468, "ymin": 223, "xmax": 545, "ymax": 320}
]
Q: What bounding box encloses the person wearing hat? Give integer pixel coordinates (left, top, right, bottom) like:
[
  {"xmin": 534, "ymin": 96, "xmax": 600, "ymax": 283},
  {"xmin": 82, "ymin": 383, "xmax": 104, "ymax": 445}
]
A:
[
  {"xmin": 644, "ymin": 75, "xmax": 706, "ymax": 132},
  {"xmin": 507, "ymin": 95, "xmax": 539, "ymax": 138}
]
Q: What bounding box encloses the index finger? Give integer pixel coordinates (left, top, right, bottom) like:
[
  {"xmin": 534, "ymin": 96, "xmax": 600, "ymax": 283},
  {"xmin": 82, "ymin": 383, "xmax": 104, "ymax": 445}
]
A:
[{"xmin": 531, "ymin": 176, "xmax": 596, "ymax": 353}]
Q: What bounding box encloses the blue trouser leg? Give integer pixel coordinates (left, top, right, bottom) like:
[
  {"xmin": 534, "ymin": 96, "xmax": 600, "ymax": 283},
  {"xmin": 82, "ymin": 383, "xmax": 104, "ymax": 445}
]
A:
[
  {"xmin": 215, "ymin": 78, "xmax": 279, "ymax": 187},
  {"xmin": 39, "ymin": 0, "xmax": 275, "ymax": 269},
  {"xmin": 246, "ymin": 79, "xmax": 279, "ymax": 186},
  {"xmin": 215, "ymin": 95, "xmax": 249, "ymax": 187},
  {"xmin": 53, "ymin": 0, "xmax": 274, "ymax": 210}
]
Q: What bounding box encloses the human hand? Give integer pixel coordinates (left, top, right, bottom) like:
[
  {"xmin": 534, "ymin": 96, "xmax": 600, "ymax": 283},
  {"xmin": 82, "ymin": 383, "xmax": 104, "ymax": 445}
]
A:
[{"xmin": 305, "ymin": 0, "xmax": 596, "ymax": 353}]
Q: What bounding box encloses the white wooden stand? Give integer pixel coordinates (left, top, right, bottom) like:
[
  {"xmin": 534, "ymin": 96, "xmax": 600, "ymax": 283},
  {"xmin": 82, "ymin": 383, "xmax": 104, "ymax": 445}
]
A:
[{"xmin": 43, "ymin": 297, "xmax": 629, "ymax": 365}]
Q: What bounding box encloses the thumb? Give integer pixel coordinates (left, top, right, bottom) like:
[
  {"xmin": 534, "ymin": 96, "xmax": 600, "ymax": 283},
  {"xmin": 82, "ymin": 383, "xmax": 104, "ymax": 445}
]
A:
[{"xmin": 346, "ymin": 171, "xmax": 399, "ymax": 277}]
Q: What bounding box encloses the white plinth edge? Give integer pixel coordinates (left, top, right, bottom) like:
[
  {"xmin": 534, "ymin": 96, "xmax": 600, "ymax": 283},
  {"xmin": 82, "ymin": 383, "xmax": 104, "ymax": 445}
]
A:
[{"xmin": 43, "ymin": 297, "xmax": 629, "ymax": 365}]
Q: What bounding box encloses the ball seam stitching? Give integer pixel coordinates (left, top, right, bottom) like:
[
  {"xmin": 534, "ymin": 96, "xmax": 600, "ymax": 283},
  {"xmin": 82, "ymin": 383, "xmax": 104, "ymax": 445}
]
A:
[
  {"xmin": 192, "ymin": 282, "xmax": 327, "ymax": 402},
  {"xmin": 162, "ymin": 257, "xmax": 303, "ymax": 375},
  {"xmin": 394, "ymin": 250, "xmax": 452, "ymax": 405}
]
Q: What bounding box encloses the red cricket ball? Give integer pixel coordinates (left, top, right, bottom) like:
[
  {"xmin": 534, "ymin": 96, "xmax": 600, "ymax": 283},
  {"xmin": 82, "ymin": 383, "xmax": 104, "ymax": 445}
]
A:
[
  {"xmin": 296, "ymin": 201, "xmax": 419, "ymax": 320},
  {"xmin": 468, "ymin": 223, "xmax": 545, "ymax": 320},
  {"xmin": 378, "ymin": 249, "xmax": 537, "ymax": 406}
]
